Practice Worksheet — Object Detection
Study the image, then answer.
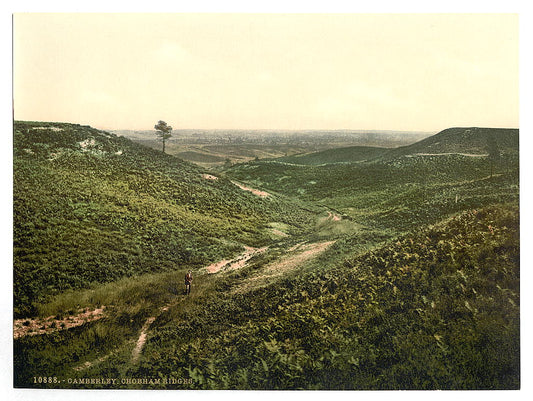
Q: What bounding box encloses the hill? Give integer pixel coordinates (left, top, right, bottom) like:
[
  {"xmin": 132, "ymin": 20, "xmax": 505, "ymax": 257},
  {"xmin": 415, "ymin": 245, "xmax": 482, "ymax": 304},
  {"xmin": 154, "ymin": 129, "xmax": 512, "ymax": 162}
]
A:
[
  {"xmin": 174, "ymin": 151, "xmax": 226, "ymax": 163},
  {"xmin": 226, "ymin": 127, "xmax": 519, "ymax": 234},
  {"xmin": 382, "ymin": 127, "xmax": 519, "ymax": 160},
  {"xmin": 274, "ymin": 146, "xmax": 388, "ymax": 165},
  {"xmin": 13, "ymin": 121, "xmax": 520, "ymax": 390},
  {"xmin": 13, "ymin": 121, "xmax": 316, "ymax": 317},
  {"xmin": 266, "ymin": 127, "xmax": 518, "ymax": 167},
  {"xmin": 116, "ymin": 129, "xmax": 430, "ymax": 167},
  {"xmin": 14, "ymin": 204, "xmax": 519, "ymax": 389},
  {"xmin": 138, "ymin": 204, "xmax": 519, "ymax": 390}
]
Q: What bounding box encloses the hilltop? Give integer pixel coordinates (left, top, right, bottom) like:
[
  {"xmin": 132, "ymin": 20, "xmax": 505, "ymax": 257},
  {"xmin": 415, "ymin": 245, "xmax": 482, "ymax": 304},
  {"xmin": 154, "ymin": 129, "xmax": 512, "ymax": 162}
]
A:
[
  {"xmin": 382, "ymin": 126, "xmax": 519, "ymax": 160},
  {"xmin": 226, "ymin": 126, "xmax": 519, "ymax": 234},
  {"xmin": 269, "ymin": 127, "xmax": 518, "ymax": 166},
  {"xmin": 274, "ymin": 146, "xmax": 388, "ymax": 165}
]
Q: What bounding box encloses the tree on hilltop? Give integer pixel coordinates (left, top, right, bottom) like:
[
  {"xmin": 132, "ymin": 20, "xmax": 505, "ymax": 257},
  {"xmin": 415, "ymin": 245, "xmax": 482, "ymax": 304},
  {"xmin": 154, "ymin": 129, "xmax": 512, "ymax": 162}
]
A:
[{"xmin": 154, "ymin": 120, "xmax": 173, "ymax": 153}]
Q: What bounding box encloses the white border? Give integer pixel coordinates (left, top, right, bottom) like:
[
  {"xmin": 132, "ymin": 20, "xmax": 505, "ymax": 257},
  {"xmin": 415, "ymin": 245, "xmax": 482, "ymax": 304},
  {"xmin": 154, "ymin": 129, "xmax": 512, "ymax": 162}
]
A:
[{"xmin": 3, "ymin": 2, "xmax": 532, "ymax": 401}]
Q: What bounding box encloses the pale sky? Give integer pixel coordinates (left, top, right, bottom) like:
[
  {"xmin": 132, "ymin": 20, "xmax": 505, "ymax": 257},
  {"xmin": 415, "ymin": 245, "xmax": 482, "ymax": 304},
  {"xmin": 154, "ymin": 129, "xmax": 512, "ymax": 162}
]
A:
[{"xmin": 13, "ymin": 13, "xmax": 519, "ymax": 131}]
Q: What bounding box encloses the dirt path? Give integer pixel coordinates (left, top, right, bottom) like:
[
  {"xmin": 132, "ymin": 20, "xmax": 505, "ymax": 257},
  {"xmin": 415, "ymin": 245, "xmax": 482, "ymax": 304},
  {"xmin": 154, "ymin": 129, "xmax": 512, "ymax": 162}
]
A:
[
  {"xmin": 234, "ymin": 240, "xmax": 335, "ymax": 294},
  {"xmin": 129, "ymin": 246, "xmax": 269, "ymax": 363},
  {"xmin": 205, "ymin": 246, "xmax": 268, "ymax": 274},
  {"xmin": 202, "ymin": 173, "xmax": 218, "ymax": 180},
  {"xmin": 131, "ymin": 316, "xmax": 157, "ymax": 364},
  {"xmin": 130, "ymin": 304, "xmax": 172, "ymax": 364},
  {"xmin": 409, "ymin": 152, "xmax": 488, "ymax": 158},
  {"xmin": 231, "ymin": 181, "xmax": 271, "ymax": 198},
  {"xmin": 73, "ymin": 304, "xmax": 174, "ymax": 370},
  {"xmin": 14, "ymin": 307, "xmax": 106, "ymax": 339},
  {"xmin": 17, "ymin": 237, "xmax": 333, "ymax": 366}
]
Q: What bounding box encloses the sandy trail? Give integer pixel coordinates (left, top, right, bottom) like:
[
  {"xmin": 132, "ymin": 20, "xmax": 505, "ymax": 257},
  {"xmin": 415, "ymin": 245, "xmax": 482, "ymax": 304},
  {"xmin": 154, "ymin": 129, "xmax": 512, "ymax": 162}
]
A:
[
  {"xmin": 202, "ymin": 173, "xmax": 218, "ymax": 180},
  {"xmin": 14, "ymin": 307, "xmax": 106, "ymax": 339},
  {"xmin": 128, "ymin": 241, "xmax": 331, "ymax": 362},
  {"xmin": 234, "ymin": 240, "xmax": 335, "ymax": 294},
  {"xmin": 131, "ymin": 316, "xmax": 157, "ymax": 364},
  {"xmin": 231, "ymin": 181, "xmax": 271, "ymax": 198},
  {"xmin": 73, "ymin": 305, "xmax": 173, "ymax": 370},
  {"xmin": 73, "ymin": 348, "xmax": 120, "ymax": 372},
  {"xmin": 130, "ymin": 305, "xmax": 172, "ymax": 364},
  {"xmin": 129, "ymin": 246, "xmax": 269, "ymax": 363},
  {"xmin": 205, "ymin": 246, "xmax": 268, "ymax": 274},
  {"xmin": 327, "ymin": 211, "xmax": 342, "ymax": 222},
  {"xmin": 17, "ymin": 237, "xmax": 333, "ymax": 366},
  {"xmin": 408, "ymin": 152, "xmax": 489, "ymax": 158}
]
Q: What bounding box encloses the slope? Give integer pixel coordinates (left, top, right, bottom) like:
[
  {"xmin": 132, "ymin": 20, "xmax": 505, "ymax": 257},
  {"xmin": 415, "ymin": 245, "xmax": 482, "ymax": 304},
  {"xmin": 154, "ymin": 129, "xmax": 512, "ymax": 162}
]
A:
[
  {"xmin": 13, "ymin": 123, "xmax": 520, "ymax": 390},
  {"xmin": 135, "ymin": 204, "xmax": 519, "ymax": 390},
  {"xmin": 226, "ymin": 127, "xmax": 519, "ymax": 234},
  {"xmin": 15, "ymin": 204, "xmax": 518, "ymax": 389},
  {"xmin": 274, "ymin": 145, "xmax": 388, "ymax": 165},
  {"xmin": 13, "ymin": 121, "xmax": 316, "ymax": 317},
  {"xmin": 381, "ymin": 127, "xmax": 519, "ymax": 159}
]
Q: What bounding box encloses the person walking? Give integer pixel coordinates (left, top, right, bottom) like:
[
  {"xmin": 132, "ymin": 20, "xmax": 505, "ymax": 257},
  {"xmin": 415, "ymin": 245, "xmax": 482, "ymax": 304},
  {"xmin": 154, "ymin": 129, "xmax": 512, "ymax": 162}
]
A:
[{"xmin": 184, "ymin": 270, "xmax": 193, "ymax": 295}]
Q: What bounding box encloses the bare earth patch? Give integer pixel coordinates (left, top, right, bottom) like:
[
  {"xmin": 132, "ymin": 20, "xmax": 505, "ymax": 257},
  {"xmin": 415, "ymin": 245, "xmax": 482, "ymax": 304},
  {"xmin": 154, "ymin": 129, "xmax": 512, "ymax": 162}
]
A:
[
  {"xmin": 14, "ymin": 307, "xmax": 106, "ymax": 339},
  {"xmin": 232, "ymin": 181, "xmax": 270, "ymax": 198},
  {"xmin": 73, "ymin": 349, "xmax": 119, "ymax": 372},
  {"xmin": 34, "ymin": 126, "xmax": 64, "ymax": 132},
  {"xmin": 206, "ymin": 246, "xmax": 268, "ymax": 274},
  {"xmin": 234, "ymin": 241, "xmax": 335, "ymax": 294},
  {"xmin": 131, "ymin": 316, "xmax": 157, "ymax": 364},
  {"xmin": 327, "ymin": 211, "xmax": 342, "ymax": 221},
  {"xmin": 408, "ymin": 152, "xmax": 488, "ymax": 157},
  {"xmin": 270, "ymin": 228, "xmax": 289, "ymax": 237}
]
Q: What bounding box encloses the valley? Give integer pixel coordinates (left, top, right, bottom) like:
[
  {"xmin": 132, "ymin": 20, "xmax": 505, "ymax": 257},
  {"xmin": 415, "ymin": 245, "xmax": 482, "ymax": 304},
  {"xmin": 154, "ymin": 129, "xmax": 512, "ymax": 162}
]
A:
[
  {"xmin": 116, "ymin": 128, "xmax": 431, "ymax": 168},
  {"xmin": 13, "ymin": 121, "xmax": 519, "ymax": 390}
]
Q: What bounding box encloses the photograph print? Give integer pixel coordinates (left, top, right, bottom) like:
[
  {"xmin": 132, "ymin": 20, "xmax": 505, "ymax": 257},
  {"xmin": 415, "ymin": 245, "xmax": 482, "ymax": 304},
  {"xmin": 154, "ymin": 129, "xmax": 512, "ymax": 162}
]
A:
[{"xmin": 12, "ymin": 13, "xmax": 519, "ymax": 390}]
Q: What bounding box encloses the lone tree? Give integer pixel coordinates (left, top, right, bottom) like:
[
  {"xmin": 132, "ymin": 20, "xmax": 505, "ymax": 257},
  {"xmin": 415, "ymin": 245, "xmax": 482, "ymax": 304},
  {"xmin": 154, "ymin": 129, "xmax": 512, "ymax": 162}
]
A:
[{"xmin": 154, "ymin": 120, "xmax": 173, "ymax": 153}]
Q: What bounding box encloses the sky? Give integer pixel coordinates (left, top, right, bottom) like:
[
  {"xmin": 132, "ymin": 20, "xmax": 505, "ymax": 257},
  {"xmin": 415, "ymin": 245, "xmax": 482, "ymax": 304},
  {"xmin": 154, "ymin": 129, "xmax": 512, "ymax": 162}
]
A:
[{"xmin": 13, "ymin": 13, "xmax": 519, "ymax": 132}]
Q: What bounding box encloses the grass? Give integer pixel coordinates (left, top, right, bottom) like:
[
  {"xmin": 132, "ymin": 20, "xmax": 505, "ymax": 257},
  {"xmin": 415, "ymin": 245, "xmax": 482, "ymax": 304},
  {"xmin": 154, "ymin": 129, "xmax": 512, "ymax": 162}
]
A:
[
  {"xmin": 13, "ymin": 121, "xmax": 317, "ymax": 317},
  {"xmin": 13, "ymin": 121, "xmax": 520, "ymax": 389},
  {"xmin": 14, "ymin": 204, "xmax": 519, "ymax": 389}
]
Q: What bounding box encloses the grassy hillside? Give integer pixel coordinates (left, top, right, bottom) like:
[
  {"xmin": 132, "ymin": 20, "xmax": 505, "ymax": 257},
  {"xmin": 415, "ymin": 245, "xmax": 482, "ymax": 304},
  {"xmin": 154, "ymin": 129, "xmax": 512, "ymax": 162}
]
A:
[
  {"xmin": 256, "ymin": 127, "xmax": 517, "ymax": 167},
  {"xmin": 13, "ymin": 122, "xmax": 519, "ymax": 390},
  {"xmin": 275, "ymin": 146, "xmax": 388, "ymax": 165},
  {"xmin": 228, "ymin": 156, "xmax": 518, "ymax": 233},
  {"xmin": 139, "ymin": 204, "xmax": 519, "ymax": 390},
  {"xmin": 227, "ymin": 126, "xmax": 519, "ymax": 234},
  {"xmin": 382, "ymin": 127, "xmax": 519, "ymax": 159},
  {"xmin": 14, "ymin": 204, "xmax": 519, "ymax": 389},
  {"xmin": 13, "ymin": 121, "xmax": 315, "ymax": 317}
]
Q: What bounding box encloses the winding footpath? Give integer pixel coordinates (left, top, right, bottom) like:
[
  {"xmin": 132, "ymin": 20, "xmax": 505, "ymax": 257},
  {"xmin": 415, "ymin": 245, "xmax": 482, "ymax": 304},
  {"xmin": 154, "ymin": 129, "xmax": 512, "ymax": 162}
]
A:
[{"xmin": 16, "ymin": 239, "xmax": 336, "ymax": 369}]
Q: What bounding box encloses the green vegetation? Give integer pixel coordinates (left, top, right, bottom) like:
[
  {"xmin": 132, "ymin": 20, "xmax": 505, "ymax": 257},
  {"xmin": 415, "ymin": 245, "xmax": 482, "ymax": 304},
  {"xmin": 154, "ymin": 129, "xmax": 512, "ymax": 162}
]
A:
[
  {"xmin": 134, "ymin": 204, "xmax": 518, "ymax": 390},
  {"xmin": 227, "ymin": 151, "xmax": 518, "ymax": 234},
  {"xmin": 13, "ymin": 122, "xmax": 519, "ymax": 389},
  {"xmin": 13, "ymin": 121, "xmax": 315, "ymax": 317},
  {"xmin": 175, "ymin": 151, "xmax": 226, "ymax": 163},
  {"xmin": 382, "ymin": 127, "xmax": 519, "ymax": 160},
  {"xmin": 14, "ymin": 205, "xmax": 519, "ymax": 389},
  {"xmin": 275, "ymin": 145, "xmax": 388, "ymax": 165}
]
